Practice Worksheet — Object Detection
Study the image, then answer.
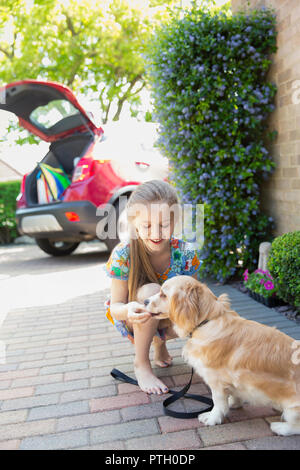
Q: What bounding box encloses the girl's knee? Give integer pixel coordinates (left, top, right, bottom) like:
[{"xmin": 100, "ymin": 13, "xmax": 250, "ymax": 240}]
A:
[{"xmin": 136, "ymin": 283, "xmax": 160, "ymax": 303}]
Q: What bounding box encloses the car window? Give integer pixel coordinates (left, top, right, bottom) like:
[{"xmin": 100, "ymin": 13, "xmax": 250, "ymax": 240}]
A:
[{"xmin": 30, "ymin": 99, "xmax": 80, "ymax": 130}]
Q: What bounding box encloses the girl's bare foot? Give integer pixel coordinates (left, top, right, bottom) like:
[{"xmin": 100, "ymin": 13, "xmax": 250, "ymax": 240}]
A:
[
  {"xmin": 134, "ymin": 362, "xmax": 169, "ymax": 395},
  {"xmin": 154, "ymin": 341, "xmax": 173, "ymax": 368}
]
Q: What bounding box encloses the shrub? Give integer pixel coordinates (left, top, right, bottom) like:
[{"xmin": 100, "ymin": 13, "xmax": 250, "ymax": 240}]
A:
[
  {"xmin": 0, "ymin": 180, "xmax": 20, "ymax": 244},
  {"xmin": 267, "ymin": 231, "xmax": 300, "ymax": 311},
  {"xmin": 145, "ymin": 4, "xmax": 277, "ymax": 282}
]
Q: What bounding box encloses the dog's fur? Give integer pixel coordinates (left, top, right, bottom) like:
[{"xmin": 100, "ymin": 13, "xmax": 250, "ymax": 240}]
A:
[{"xmin": 145, "ymin": 275, "xmax": 300, "ymax": 436}]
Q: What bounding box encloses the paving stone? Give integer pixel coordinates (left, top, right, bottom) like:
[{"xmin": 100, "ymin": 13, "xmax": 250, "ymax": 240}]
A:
[
  {"xmin": 1, "ymin": 393, "xmax": 60, "ymax": 411},
  {"xmin": 45, "ymin": 347, "xmax": 87, "ymax": 359},
  {"xmin": 90, "ymin": 418, "xmax": 158, "ymax": 445},
  {"xmin": 197, "ymin": 418, "xmax": 273, "ymax": 447},
  {"xmin": 172, "ymin": 373, "xmax": 206, "ymax": 386},
  {"xmin": 0, "ymin": 386, "xmax": 34, "ymax": 400},
  {"xmin": 0, "ymin": 419, "xmax": 56, "ymax": 440},
  {"xmin": 57, "ymin": 410, "xmax": 121, "ymax": 432},
  {"xmin": 20, "ymin": 429, "xmax": 89, "ymax": 450},
  {"xmin": 40, "ymin": 361, "xmax": 88, "ymax": 375},
  {"xmin": 0, "ymin": 409, "xmax": 27, "ymax": 426},
  {"xmin": 90, "ymin": 391, "xmax": 150, "ymax": 413},
  {"xmin": 126, "ymin": 429, "xmax": 203, "ymax": 450},
  {"xmin": 35, "ymin": 379, "xmax": 89, "ymax": 395},
  {"xmin": 64, "ymin": 365, "xmax": 112, "ymax": 381},
  {"xmin": 121, "ymin": 402, "xmax": 166, "ymax": 422},
  {"xmin": 77, "ymin": 441, "xmax": 126, "ymax": 450},
  {"xmin": 5, "ymin": 353, "xmax": 44, "ymax": 365},
  {"xmin": 227, "ymin": 405, "xmax": 278, "ymax": 422},
  {"xmin": 0, "ymin": 380, "xmax": 12, "ymax": 390},
  {"xmin": 244, "ymin": 435, "xmax": 300, "ymax": 450},
  {"xmin": 0, "ymin": 368, "xmax": 39, "ymax": 382},
  {"xmin": 60, "ymin": 385, "xmax": 116, "ymax": 403},
  {"xmin": 27, "ymin": 400, "xmax": 89, "ymax": 421},
  {"xmin": 158, "ymin": 415, "xmax": 202, "ymax": 433},
  {"xmin": 0, "ymin": 364, "xmax": 18, "ymax": 373},
  {"xmin": 11, "ymin": 373, "xmax": 63, "ymax": 388},
  {"xmin": 90, "ymin": 375, "xmax": 116, "ymax": 388},
  {"xmin": 200, "ymin": 442, "xmax": 247, "ymax": 450},
  {"xmin": 18, "ymin": 358, "xmax": 65, "ymax": 370},
  {"xmin": 0, "ymin": 440, "xmax": 21, "ymax": 450}
]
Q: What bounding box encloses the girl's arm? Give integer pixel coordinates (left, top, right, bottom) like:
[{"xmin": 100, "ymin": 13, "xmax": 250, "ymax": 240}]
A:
[
  {"xmin": 109, "ymin": 278, "xmax": 150, "ymax": 323},
  {"xmin": 109, "ymin": 278, "xmax": 130, "ymax": 321}
]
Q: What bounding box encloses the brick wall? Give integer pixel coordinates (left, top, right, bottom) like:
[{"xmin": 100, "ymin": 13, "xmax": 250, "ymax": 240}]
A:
[{"xmin": 231, "ymin": 0, "xmax": 300, "ymax": 235}]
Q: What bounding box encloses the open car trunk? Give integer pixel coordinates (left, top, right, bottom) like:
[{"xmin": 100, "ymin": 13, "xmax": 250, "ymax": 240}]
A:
[{"xmin": 25, "ymin": 132, "xmax": 94, "ymax": 206}]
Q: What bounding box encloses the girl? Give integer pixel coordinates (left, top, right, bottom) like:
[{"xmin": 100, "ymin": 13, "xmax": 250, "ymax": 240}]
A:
[{"xmin": 103, "ymin": 179, "xmax": 202, "ymax": 395}]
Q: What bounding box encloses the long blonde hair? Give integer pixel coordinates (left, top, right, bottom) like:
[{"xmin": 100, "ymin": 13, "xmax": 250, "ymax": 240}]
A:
[{"xmin": 126, "ymin": 179, "xmax": 178, "ymax": 301}]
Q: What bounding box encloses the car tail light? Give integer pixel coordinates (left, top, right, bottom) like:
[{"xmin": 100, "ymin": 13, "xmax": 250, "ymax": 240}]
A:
[
  {"xmin": 72, "ymin": 157, "xmax": 95, "ymax": 182},
  {"xmin": 18, "ymin": 174, "xmax": 26, "ymax": 196},
  {"xmin": 16, "ymin": 174, "xmax": 28, "ymax": 207},
  {"xmin": 135, "ymin": 161, "xmax": 150, "ymax": 170},
  {"xmin": 65, "ymin": 212, "xmax": 80, "ymax": 222}
]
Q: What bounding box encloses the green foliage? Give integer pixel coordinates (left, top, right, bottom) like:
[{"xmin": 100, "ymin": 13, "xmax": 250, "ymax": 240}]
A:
[
  {"xmin": 145, "ymin": 4, "xmax": 277, "ymax": 282},
  {"xmin": 0, "ymin": 180, "xmax": 20, "ymax": 244},
  {"xmin": 0, "ymin": 0, "xmax": 177, "ymax": 143},
  {"xmin": 267, "ymin": 231, "xmax": 300, "ymax": 311}
]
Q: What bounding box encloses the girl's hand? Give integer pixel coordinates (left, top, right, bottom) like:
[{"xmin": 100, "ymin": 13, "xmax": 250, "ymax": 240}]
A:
[{"xmin": 127, "ymin": 301, "xmax": 151, "ymax": 324}]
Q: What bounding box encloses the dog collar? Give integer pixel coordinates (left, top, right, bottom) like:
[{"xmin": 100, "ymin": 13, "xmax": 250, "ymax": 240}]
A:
[{"xmin": 188, "ymin": 319, "xmax": 209, "ymax": 338}]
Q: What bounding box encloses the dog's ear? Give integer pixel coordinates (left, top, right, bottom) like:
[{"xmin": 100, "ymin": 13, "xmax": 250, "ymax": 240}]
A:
[
  {"xmin": 217, "ymin": 293, "xmax": 231, "ymax": 312},
  {"xmin": 169, "ymin": 283, "xmax": 203, "ymax": 332}
]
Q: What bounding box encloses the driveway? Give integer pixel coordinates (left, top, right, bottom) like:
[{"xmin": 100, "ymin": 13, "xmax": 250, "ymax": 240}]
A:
[{"xmin": 0, "ymin": 241, "xmax": 299, "ymax": 450}]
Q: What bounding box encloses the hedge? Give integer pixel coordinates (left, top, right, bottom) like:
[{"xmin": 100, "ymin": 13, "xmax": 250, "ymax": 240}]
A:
[
  {"xmin": 0, "ymin": 180, "xmax": 20, "ymax": 244},
  {"xmin": 145, "ymin": 4, "xmax": 277, "ymax": 282},
  {"xmin": 267, "ymin": 231, "xmax": 300, "ymax": 311}
]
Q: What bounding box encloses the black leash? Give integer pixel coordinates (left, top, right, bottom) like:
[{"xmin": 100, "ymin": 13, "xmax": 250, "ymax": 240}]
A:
[{"xmin": 110, "ymin": 368, "xmax": 213, "ymax": 419}]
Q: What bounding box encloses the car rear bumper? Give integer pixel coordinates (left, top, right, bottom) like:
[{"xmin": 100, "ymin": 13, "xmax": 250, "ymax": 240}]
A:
[{"xmin": 16, "ymin": 200, "xmax": 106, "ymax": 241}]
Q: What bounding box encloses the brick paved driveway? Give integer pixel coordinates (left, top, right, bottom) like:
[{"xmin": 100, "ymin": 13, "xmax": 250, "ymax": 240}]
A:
[{"xmin": 0, "ymin": 241, "xmax": 299, "ymax": 450}]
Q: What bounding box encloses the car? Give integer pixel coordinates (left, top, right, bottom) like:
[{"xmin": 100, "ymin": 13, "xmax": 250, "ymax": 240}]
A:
[{"xmin": 0, "ymin": 79, "xmax": 169, "ymax": 256}]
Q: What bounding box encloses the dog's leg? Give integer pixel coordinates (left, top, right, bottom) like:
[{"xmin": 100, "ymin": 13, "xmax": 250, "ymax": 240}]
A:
[
  {"xmin": 271, "ymin": 406, "xmax": 300, "ymax": 436},
  {"xmin": 198, "ymin": 387, "xmax": 230, "ymax": 426},
  {"xmin": 228, "ymin": 394, "xmax": 243, "ymax": 409}
]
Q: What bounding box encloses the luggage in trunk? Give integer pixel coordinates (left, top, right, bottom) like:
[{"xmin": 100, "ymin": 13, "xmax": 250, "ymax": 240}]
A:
[{"xmin": 25, "ymin": 132, "xmax": 94, "ymax": 206}]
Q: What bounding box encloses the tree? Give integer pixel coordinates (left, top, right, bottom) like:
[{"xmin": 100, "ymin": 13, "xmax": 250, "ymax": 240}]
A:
[{"xmin": 0, "ymin": 0, "xmax": 177, "ymax": 143}]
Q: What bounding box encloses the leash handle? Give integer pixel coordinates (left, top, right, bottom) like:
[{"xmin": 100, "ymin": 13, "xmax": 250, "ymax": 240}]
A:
[{"xmin": 110, "ymin": 368, "xmax": 213, "ymax": 420}]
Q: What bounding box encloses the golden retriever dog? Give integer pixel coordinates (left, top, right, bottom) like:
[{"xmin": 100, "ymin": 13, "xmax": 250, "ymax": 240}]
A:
[{"xmin": 144, "ymin": 275, "xmax": 300, "ymax": 436}]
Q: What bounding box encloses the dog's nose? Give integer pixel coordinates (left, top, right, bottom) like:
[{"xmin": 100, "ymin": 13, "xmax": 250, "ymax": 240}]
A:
[{"xmin": 144, "ymin": 298, "xmax": 150, "ymax": 306}]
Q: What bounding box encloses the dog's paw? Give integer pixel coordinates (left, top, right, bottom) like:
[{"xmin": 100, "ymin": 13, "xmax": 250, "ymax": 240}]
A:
[
  {"xmin": 198, "ymin": 411, "xmax": 223, "ymax": 426},
  {"xmin": 270, "ymin": 421, "xmax": 294, "ymax": 436}
]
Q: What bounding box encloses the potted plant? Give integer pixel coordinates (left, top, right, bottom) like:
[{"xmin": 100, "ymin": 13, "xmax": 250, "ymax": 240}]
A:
[{"xmin": 242, "ymin": 269, "xmax": 283, "ymax": 308}]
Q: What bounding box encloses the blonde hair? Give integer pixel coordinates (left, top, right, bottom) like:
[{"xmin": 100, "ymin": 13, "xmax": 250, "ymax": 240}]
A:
[{"xmin": 126, "ymin": 179, "xmax": 178, "ymax": 301}]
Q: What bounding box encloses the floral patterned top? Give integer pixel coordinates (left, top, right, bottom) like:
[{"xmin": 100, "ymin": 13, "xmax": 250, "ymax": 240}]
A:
[{"xmin": 103, "ymin": 234, "xmax": 202, "ymax": 284}]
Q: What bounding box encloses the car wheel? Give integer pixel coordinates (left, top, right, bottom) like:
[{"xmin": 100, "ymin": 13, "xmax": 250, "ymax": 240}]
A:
[
  {"xmin": 105, "ymin": 196, "xmax": 130, "ymax": 252},
  {"xmin": 35, "ymin": 238, "xmax": 80, "ymax": 256}
]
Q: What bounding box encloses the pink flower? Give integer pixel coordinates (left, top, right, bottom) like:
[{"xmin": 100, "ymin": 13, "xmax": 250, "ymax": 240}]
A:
[
  {"xmin": 254, "ymin": 269, "xmax": 264, "ymax": 274},
  {"xmin": 243, "ymin": 269, "xmax": 249, "ymax": 282},
  {"xmin": 264, "ymin": 280, "xmax": 274, "ymax": 291},
  {"xmin": 259, "ymin": 278, "xmax": 264, "ymax": 285}
]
